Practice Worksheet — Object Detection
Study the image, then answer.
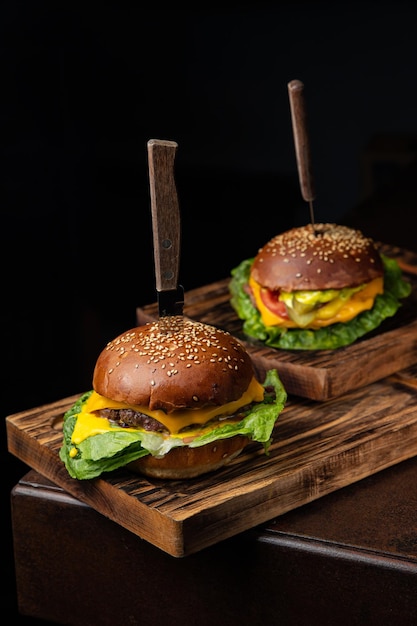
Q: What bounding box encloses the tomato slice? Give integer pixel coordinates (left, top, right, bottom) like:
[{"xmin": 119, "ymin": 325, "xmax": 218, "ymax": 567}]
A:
[{"xmin": 259, "ymin": 288, "xmax": 289, "ymax": 319}]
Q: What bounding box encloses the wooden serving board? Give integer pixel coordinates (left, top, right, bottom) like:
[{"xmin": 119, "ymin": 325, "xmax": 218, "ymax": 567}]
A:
[
  {"xmin": 6, "ymin": 364, "xmax": 417, "ymax": 558},
  {"xmin": 137, "ymin": 244, "xmax": 417, "ymax": 400}
]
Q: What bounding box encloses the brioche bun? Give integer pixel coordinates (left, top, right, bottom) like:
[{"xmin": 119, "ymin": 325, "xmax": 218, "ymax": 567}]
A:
[
  {"xmin": 91, "ymin": 317, "xmax": 264, "ymax": 479},
  {"xmin": 251, "ymin": 222, "xmax": 384, "ymax": 292},
  {"xmin": 128, "ymin": 435, "xmax": 250, "ymax": 479},
  {"xmin": 93, "ymin": 316, "xmax": 254, "ymax": 413}
]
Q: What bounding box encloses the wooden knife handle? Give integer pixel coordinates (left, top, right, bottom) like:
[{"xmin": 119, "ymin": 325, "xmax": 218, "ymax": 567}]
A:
[
  {"xmin": 288, "ymin": 79, "xmax": 315, "ymax": 202},
  {"xmin": 147, "ymin": 139, "xmax": 181, "ymax": 292}
]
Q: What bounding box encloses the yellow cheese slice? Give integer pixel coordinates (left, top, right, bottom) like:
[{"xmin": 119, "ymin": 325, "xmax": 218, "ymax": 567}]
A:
[
  {"xmin": 71, "ymin": 376, "xmax": 265, "ymax": 443},
  {"xmin": 249, "ymin": 276, "xmax": 383, "ymax": 329}
]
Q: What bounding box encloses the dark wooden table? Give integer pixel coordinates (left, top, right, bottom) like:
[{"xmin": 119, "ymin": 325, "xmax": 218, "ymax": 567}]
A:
[{"xmin": 11, "ymin": 462, "xmax": 417, "ymax": 625}]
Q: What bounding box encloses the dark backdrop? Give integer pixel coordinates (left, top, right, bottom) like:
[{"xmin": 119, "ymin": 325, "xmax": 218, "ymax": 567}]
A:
[{"xmin": 3, "ymin": 2, "xmax": 417, "ymax": 622}]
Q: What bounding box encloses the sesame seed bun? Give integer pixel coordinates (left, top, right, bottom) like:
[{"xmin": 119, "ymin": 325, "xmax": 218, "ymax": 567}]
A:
[
  {"xmin": 91, "ymin": 317, "xmax": 261, "ymax": 480},
  {"xmin": 128, "ymin": 435, "xmax": 251, "ymax": 479},
  {"xmin": 93, "ymin": 317, "xmax": 254, "ymax": 413},
  {"xmin": 251, "ymin": 223, "xmax": 384, "ymax": 292}
]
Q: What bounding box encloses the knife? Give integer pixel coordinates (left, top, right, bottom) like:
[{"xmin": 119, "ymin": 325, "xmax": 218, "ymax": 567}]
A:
[
  {"xmin": 288, "ymin": 79, "xmax": 317, "ymax": 232},
  {"xmin": 147, "ymin": 139, "xmax": 184, "ymax": 319}
]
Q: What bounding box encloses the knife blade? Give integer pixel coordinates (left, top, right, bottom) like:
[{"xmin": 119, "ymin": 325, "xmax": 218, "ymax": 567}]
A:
[{"xmin": 147, "ymin": 139, "xmax": 184, "ymax": 319}]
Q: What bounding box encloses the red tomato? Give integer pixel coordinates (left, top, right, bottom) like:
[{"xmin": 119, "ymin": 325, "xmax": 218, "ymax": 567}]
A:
[{"xmin": 260, "ymin": 288, "xmax": 289, "ymax": 319}]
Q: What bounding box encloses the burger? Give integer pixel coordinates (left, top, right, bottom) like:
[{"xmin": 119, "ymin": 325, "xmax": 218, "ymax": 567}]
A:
[
  {"xmin": 59, "ymin": 317, "xmax": 287, "ymax": 480},
  {"xmin": 229, "ymin": 222, "xmax": 411, "ymax": 350}
]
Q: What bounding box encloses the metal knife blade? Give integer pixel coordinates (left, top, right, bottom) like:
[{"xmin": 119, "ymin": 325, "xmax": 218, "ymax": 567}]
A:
[{"xmin": 147, "ymin": 139, "xmax": 184, "ymax": 318}]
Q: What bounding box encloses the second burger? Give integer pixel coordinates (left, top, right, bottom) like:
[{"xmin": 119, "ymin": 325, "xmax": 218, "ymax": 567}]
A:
[{"xmin": 229, "ymin": 222, "xmax": 411, "ymax": 350}]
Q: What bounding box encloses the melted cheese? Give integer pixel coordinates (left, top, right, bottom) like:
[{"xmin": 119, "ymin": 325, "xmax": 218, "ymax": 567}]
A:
[
  {"xmin": 71, "ymin": 376, "xmax": 265, "ymax": 444},
  {"xmin": 249, "ymin": 276, "xmax": 383, "ymax": 329}
]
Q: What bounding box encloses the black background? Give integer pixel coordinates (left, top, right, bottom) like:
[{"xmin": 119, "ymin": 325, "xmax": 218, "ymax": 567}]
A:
[{"xmin": 3, "ymin": 2, "xmax": 417, "ymax": 623}]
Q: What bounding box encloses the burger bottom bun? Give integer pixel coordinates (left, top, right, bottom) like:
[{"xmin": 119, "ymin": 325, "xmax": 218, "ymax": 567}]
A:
[{"xmin": 127, "ymin": 435, "xmax": 251, "ymax": 480}]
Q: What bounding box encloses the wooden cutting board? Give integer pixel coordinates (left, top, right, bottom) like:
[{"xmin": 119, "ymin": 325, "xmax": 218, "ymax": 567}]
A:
[
  {"xmin": 6, "ymin": 363, "xmax": 417, "ymax": 558},
  {"xmin": 137, "ymin": 244, "xmax": 417, "ymax": 400}
]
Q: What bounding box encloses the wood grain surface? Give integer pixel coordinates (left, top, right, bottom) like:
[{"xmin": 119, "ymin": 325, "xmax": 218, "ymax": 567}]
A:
[
  {"xmin": 137, "ymin": 244, "xmax": 417, "ymax": 400},
  {"xmin": 6, "ymin": 362, "xmax": 417, "ymax": 557}
]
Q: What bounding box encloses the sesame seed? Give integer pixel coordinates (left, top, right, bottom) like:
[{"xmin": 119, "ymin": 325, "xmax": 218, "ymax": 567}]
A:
[
  {"xmin": 102, "ymin": 317, "xmax": 249, "ymax": 378},
  {"xmin": 258, "ymin": 223, "xmax": 376, "ymax": 262}
]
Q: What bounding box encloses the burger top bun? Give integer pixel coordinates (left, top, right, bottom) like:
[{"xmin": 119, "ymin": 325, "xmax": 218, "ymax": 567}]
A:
[
  {"xmin": 251, "ymin": 223, "xmax": 384, "ymax": 292},
  {"xmin": 93, "ymin": 317, "xmax": 255, "ymax": 413}
]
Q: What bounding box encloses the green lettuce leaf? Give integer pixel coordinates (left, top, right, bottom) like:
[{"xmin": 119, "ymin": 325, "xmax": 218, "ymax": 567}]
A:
[
  {"xmin": 229, "ymin": 254, "xmax": 411, "ymax": 350},
  {"xmin": 59, "ymin": 370, "xmax": 287, "ymax": 480}
]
